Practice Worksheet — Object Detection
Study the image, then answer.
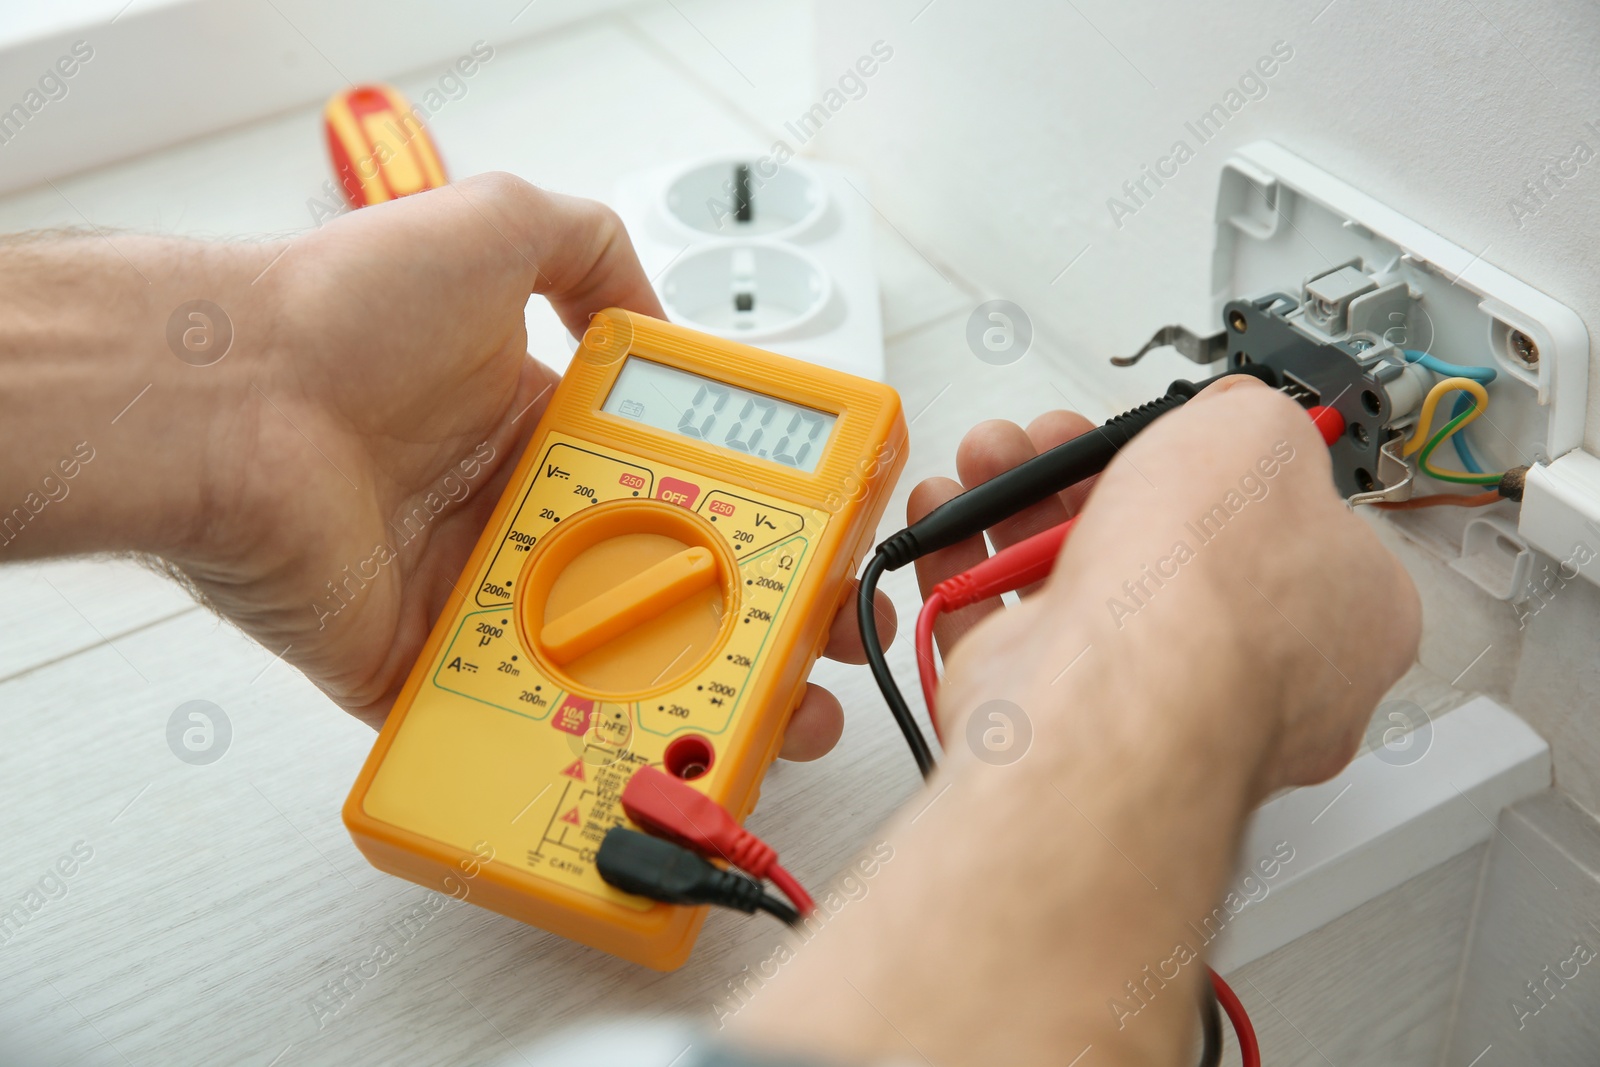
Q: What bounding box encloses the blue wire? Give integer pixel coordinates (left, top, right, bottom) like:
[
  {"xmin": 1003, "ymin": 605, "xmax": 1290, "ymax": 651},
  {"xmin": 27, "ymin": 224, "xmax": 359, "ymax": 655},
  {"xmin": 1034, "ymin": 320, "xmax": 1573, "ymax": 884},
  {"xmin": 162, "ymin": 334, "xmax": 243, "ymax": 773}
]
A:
[
  {"xmin": 1401, "ymin": 349, "xmax": 1496, "ymax": 384},
  {"xmin": 1401, "ymin": 350, "xmax": 1495, "ymax": 473}
]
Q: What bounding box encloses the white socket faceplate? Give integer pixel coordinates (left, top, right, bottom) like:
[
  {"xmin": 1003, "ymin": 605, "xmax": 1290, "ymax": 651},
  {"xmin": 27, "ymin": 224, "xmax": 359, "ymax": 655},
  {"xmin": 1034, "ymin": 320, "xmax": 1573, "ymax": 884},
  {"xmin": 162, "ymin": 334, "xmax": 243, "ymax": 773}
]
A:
[
  {"xmin": 614, "ymin": 154, "xmax": 885, "ymax": 381},
  {"xmin": 1215, "ymin": 142, "xmax": 1595, "ymax": 595},
  {"xmin": 659, "ymin": 241, "xmax": 832, "ymax": 341}
]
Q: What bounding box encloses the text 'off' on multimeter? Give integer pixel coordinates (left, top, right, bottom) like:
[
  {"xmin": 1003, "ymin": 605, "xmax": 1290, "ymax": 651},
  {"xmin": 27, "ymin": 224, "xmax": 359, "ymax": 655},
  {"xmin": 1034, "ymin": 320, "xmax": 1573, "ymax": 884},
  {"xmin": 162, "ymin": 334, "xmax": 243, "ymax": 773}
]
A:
[{"xmin": 343, "ymin": 310, "xmax": 907, "ymax": 969}]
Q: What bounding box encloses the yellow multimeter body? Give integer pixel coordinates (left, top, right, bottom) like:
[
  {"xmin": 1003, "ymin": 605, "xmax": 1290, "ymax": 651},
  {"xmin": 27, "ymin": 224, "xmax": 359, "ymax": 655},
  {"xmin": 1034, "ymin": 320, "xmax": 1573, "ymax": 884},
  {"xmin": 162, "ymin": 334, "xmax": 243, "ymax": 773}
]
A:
[{"xmin": 343, "ymin": 310, "xmax": 907, "ymax": 969}]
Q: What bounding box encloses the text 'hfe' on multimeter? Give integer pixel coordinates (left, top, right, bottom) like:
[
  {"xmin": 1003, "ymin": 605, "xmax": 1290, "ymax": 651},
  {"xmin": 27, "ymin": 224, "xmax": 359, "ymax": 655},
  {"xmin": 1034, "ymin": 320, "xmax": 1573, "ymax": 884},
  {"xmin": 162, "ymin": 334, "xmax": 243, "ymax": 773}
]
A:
[{"xmin": 343, "ymin": 310, "xmax": 907, "ymax": 970}]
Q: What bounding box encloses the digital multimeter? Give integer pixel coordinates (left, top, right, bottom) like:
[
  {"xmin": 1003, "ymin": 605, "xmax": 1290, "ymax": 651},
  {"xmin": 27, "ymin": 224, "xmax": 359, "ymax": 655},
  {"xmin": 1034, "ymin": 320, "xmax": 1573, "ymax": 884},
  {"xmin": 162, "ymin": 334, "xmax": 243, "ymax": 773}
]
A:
[{"xmin": 343, "ymin": 310, "xmax": 907, "ymax": 969}]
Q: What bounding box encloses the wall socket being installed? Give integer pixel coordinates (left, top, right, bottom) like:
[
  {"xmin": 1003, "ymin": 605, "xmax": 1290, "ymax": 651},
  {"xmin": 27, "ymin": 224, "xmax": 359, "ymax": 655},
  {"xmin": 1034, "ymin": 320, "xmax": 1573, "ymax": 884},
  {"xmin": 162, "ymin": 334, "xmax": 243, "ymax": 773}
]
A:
[
  {"xmin": 613, "ymin": 154, "xmax": 885, "ymax": 382},
  {"xmin": 1122, "ymin": 141, "xmax": 1595, "ymax": 603}
]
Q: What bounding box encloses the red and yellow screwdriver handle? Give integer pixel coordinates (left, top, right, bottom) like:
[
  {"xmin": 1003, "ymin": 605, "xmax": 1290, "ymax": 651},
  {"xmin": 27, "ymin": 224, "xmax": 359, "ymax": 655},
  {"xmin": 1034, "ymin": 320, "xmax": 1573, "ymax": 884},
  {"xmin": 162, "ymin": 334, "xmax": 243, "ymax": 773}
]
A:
[{"xmin": 323, "ymin": 84, "xmax": 448, "ymax": 209}]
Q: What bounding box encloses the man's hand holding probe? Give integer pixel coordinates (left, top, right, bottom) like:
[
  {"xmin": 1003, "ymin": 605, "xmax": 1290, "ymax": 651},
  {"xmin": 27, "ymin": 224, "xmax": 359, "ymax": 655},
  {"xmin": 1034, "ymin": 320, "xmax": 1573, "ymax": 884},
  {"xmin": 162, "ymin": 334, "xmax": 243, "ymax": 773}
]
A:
[{"xmin": 731, "ymin": 375, "xmax": 1421, "ymax": 1065}]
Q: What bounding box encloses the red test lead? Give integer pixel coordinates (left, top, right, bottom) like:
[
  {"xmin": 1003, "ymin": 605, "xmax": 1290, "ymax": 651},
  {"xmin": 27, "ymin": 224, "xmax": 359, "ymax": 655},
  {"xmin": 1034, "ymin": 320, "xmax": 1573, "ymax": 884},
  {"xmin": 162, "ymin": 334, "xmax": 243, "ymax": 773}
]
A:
[
  {"xmin": 916, "ymin": 517, "xmax": 1079, "ymax": 736},
  {"xmin": 1211, "ymin": 969, "xmax": 1260, "ymax": 1067}
]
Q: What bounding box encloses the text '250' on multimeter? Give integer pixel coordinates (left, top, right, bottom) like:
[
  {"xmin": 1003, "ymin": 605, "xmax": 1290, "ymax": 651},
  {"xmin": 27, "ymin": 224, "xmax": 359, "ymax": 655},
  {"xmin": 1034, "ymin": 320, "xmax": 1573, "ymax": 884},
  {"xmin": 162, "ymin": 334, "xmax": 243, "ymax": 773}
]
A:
[{"xmin": 343, "ymin": 310, "xmax": 907, "ymax": 970}]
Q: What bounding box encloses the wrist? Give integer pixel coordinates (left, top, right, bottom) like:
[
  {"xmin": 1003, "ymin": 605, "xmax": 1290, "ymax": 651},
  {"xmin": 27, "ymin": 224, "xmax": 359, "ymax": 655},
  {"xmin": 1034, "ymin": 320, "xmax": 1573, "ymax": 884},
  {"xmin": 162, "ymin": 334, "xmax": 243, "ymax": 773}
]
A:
[
  {"xmin": 0, "ymin": 234, "xmax": 285, "ymax": 565},
  {"xmin": 939, "ymin": 589, "xmax": 1279, "ymax": 810},
  {"xmin": 738, "ymin": 601, "xmax": 1272, "ymax": 1066}
]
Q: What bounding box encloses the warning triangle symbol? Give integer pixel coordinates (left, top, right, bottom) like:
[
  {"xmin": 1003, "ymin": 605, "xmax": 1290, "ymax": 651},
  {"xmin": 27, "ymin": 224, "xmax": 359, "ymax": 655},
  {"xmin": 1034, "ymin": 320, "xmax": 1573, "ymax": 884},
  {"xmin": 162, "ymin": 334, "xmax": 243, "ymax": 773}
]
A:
[
  {"xmin": 559, "ymin": 807, "xmax": 582, "ymax": 826},
  {"xmin": 560, "ymin": 759, "xmax": 586, "ymax": 781}
]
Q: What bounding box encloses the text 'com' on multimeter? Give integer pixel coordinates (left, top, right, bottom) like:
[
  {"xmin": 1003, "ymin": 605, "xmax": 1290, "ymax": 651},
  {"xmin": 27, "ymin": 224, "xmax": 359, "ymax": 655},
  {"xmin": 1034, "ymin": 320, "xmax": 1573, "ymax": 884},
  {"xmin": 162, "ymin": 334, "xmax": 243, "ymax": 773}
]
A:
[{"xmin": 343, "ymin": 310, "xmax": 907, "ymax": 969}]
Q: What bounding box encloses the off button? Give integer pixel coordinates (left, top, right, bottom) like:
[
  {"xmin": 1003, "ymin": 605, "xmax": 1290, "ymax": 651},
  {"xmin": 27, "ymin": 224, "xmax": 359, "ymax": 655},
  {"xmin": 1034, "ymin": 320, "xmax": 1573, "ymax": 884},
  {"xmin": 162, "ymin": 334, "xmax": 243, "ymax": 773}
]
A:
[{"xmin": 656, "ymin": 477, "xmax": 700, "ymax": 509}]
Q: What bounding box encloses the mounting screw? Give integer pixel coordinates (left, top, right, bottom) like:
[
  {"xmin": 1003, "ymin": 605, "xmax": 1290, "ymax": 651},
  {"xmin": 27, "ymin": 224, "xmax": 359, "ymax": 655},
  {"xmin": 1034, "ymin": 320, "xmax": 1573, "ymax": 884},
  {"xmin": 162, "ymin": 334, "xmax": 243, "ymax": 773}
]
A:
[
  {"xmin": 1227, "ymin": 309, "xmax": 1248, "ymax": 333},
  {"xmin": 1510, "ymin": 330, "xmax": 1540, "ymax": 368}
]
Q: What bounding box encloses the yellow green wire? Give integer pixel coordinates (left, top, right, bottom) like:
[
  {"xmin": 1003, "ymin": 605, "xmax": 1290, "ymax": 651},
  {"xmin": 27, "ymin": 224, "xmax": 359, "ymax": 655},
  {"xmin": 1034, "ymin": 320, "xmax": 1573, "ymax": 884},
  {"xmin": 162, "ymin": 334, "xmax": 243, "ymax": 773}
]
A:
[
  {"xmin": 1403, "ymin": 377, "xmax": 1486, "ymax": 457},
  {"xmin": 1401, "ymin": 376, "xmax": 1505, "ymax": 486},
  {"xmin": 1418, "ymin": 399, "xmax": 1503, "ymax": 485}
]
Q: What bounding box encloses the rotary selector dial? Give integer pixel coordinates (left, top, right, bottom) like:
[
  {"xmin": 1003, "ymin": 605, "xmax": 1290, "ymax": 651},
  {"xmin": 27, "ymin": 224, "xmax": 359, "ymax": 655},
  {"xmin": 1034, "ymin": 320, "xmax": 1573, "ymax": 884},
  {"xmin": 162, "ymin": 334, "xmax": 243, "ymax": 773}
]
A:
[{"xmin": 515, "ymin": 500, "xmax": 740, "ymax": 699}]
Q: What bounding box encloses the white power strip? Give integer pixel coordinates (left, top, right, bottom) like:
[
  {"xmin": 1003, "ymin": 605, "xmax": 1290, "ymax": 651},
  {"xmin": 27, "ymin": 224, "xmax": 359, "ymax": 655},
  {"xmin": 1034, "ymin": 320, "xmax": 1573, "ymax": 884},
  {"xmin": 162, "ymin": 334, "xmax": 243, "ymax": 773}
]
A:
[{"xmin": 613, "ymin": 154, "xmax": 886, "ymax": 382}]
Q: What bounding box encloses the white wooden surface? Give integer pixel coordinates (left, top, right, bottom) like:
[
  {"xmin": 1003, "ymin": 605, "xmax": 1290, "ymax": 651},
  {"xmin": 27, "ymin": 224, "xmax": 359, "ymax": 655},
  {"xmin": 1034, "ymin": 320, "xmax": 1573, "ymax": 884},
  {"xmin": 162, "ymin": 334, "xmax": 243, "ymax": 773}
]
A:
[{"xmin": 0, "ymin": 3, "xmax": 1528, "ymax": 1064}]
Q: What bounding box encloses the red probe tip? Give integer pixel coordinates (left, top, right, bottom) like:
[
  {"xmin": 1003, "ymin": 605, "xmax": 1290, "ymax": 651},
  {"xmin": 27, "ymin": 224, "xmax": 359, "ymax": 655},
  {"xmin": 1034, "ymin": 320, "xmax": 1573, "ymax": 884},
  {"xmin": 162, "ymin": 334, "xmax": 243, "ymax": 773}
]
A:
[{"xmin": 1306, "ymin": 405, "xmax": 1345, "ymax": 448}]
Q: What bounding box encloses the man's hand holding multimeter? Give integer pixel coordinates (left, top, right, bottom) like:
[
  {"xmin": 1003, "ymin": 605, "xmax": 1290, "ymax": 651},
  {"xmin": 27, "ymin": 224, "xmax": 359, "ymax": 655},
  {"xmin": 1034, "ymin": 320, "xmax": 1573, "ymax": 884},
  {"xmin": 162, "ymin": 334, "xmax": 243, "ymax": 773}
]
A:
[
  {"xmin": 133, "ymin": 172, "xmax": 901, "ymax": 967},
  {"xmin": 178, "ymin": 173, "xmax": 883, "ymax": 763}
]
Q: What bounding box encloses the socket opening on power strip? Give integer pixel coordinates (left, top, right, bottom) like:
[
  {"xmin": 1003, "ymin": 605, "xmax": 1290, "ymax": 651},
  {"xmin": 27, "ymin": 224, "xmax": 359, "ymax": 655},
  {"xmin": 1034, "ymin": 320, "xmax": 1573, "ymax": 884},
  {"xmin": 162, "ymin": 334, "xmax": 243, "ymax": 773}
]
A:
[
  {"xmin": 660, "ymin": 242, "xmax": 832, "ymax": 341},
  {"xmin": 661, "ymin": 157, "xmax": 827, "ymax": 240}
]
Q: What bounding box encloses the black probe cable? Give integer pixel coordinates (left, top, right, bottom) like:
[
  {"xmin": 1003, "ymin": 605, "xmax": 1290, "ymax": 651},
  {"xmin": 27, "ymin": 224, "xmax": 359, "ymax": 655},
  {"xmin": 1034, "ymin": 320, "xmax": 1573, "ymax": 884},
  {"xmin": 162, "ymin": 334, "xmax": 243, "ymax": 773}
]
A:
[
  {"xmin": 859, "ymin": 366, "xmax": 1279, "ymax": 778},
  {"xmin": 1199, "ymin": 979, "xmax": 1223, "ymax": 1067}
]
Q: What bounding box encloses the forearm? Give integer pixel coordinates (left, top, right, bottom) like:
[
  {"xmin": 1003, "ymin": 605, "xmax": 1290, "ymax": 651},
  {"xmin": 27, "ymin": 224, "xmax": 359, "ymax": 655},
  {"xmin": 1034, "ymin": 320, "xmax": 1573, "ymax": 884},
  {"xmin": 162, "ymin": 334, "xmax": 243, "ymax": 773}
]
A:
[
  {"xmin": 732, "ymin": 602, "xmax": 1269, "ymax": 1066},
  {"xmin": 0, "ymin": 234, "xmax": 277, "ymax": 562}
]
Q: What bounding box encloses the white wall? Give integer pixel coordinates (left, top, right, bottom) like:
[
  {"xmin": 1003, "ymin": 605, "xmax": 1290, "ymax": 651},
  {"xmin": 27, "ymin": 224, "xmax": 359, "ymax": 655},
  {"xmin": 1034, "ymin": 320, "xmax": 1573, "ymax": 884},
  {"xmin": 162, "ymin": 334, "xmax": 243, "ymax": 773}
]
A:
[
  {"xmin": 811, "ymin": 0, "xmax": 1600, "ymax": 440},
  {"xmin": 0, "ymin": 0, "xmax": 637, "ymax": 198}
]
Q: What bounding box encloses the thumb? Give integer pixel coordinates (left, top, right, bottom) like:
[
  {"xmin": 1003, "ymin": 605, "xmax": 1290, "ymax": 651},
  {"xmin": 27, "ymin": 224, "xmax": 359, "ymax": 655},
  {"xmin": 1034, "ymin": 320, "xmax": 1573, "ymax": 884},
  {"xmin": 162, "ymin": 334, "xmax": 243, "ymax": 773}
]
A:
[{"xmin": 450, "ymin": 173, "xmax": 665, "ymax": 336}]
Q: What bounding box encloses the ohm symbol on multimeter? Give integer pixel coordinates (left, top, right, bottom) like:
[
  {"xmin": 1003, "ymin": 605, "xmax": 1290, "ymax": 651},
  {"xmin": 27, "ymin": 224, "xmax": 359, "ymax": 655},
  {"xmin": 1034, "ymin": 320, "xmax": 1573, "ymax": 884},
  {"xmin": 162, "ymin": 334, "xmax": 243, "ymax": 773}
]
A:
[{"xmin": 749, "ymin": 548, "xmax": 798, "ymax": 579}]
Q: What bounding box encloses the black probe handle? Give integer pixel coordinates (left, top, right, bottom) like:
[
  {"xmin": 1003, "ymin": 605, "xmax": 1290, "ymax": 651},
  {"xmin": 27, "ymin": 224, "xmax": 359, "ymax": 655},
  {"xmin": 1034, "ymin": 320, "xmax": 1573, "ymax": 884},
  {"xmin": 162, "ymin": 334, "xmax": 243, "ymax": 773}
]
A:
[{"xmin": 876, "ymin": 365, "xmax": 1277, "ymax": 568}]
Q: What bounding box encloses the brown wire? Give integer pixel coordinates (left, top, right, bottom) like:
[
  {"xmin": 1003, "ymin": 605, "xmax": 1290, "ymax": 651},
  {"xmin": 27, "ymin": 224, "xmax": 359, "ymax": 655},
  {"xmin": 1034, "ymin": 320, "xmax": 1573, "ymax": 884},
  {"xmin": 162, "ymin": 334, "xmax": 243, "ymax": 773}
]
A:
[{"xmin": 1370, "ymin": 490, "xmax": 1502, "ymax": 511}]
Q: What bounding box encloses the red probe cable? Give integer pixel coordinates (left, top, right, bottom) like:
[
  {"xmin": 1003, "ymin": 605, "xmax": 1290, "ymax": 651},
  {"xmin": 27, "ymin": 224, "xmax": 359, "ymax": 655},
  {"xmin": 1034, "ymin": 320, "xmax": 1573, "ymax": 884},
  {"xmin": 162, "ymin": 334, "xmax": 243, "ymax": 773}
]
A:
[
  {"xmin": 1211, "ymin": 968, "xmax": 1261, "ymax": 1066},
  {"xmin": 914, "ymin": 590, "xmax": 947, "ymax": 741},
  {"xmin": 621, "ymin": 766, "xmax": 816, "ymax": 916},
  {"xmin": 916, "ymin": 517, "xmax": 1079, "ymax": 727}
]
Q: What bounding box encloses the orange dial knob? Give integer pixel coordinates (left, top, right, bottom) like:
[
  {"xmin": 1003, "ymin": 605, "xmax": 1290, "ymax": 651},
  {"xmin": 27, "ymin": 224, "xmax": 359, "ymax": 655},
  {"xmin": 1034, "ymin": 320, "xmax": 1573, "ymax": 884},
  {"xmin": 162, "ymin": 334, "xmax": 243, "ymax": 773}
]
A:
[{"xmin": 515, "ymin": 500, "xmax": 740, "ymax": 700}]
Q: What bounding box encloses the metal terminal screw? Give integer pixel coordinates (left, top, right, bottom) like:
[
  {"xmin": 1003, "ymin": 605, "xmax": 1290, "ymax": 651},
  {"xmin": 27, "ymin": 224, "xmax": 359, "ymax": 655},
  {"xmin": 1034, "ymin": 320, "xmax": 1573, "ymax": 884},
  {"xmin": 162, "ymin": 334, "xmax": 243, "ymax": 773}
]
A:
[
  {"xmin": 1349, "ymin": 338, "xmax": 1373, "ymax": 352},
  {"xmin": 1510, "ymin": 330, "xmax": 1540, "ymax": 368},
  {"xmin": 1227, "ymin": 309, "xmax": 1248, "ymax": 333}
]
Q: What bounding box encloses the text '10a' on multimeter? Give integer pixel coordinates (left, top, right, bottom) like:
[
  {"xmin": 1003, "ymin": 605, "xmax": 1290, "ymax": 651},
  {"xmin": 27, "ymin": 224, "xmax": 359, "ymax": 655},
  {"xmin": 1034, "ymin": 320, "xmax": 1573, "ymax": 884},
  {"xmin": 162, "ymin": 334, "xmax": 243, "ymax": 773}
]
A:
[{"xmin": 343, "ymin": 310, "xmax": 907, "ymax": 969}]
